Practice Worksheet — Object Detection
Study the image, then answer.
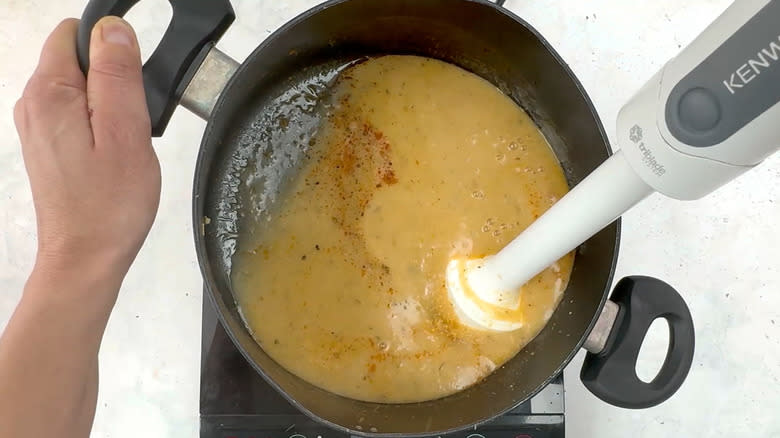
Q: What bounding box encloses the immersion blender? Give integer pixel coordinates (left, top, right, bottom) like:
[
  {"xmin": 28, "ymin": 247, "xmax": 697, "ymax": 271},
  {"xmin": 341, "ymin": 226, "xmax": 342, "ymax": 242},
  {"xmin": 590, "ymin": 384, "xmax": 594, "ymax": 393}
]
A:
[{"xmin": 448, "ymin": 0, "xmax": 780, "ymax": 331}]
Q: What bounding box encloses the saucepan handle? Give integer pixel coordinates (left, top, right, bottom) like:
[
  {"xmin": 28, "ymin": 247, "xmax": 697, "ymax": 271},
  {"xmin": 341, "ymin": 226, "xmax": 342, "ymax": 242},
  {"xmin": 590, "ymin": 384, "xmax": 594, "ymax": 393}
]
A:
[
  {"xmin": 76, "ymin": 0, "xmax": 235, "ymax": 136},
  {"xmin": 580, "ymin": 276, "xmax": 695, "ymax": 409}
]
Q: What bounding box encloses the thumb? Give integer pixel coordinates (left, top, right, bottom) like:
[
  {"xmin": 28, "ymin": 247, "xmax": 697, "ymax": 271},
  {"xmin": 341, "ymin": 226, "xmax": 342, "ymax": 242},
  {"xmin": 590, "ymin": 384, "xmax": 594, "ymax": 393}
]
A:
[{"xmin": 87, "ymin": 16, "xmax": 151, "ymax": 148}]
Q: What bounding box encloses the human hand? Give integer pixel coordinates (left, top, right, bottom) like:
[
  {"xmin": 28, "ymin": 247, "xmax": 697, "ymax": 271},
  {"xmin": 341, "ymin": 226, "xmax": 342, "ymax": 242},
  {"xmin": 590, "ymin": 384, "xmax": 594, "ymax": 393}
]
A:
[{"xmin": 14, "ymin": 17, "xmax": 160, "ymax": 288}]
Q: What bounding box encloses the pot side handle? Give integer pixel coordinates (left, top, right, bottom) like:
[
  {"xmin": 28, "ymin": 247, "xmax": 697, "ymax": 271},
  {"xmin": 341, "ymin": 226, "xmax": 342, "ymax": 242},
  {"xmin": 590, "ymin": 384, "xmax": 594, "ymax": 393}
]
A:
[
  {"xmin": 75, "ymin": 0, "xmax": 235, "ymax": 137},
  {"xmin": 580, "ymin": 276, "xmax": 695, "ymax": 409}
]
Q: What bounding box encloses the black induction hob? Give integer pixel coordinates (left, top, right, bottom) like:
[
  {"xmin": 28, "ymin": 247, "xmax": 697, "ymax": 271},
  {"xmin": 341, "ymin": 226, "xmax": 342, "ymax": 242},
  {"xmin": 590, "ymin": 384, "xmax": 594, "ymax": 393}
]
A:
[{"xmin": 200, "ymin": 296, "xmax": 565, "ymax": 438}]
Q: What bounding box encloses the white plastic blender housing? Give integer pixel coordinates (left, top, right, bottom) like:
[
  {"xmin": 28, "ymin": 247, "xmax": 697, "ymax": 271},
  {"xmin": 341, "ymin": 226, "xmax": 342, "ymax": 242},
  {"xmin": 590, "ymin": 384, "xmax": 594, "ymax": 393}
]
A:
[{"xmin": 448, "ymin": 0, "xmax": 780, "ymax": 331}]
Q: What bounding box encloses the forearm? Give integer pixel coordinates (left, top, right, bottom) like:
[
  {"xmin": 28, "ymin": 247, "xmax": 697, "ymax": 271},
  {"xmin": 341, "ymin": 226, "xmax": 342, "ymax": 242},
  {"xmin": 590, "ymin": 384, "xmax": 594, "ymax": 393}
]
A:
[{"xmin": 0, "ymin": 260, "xmax": 122, "ymax": 437}]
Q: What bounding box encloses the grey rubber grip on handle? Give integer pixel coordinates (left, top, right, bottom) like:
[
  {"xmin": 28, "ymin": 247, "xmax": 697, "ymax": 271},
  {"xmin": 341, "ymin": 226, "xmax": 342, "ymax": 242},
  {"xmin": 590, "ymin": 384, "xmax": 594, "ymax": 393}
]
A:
[{"xmin": 665, "ymin": 0, "xmax": 780, "ymax": 147}]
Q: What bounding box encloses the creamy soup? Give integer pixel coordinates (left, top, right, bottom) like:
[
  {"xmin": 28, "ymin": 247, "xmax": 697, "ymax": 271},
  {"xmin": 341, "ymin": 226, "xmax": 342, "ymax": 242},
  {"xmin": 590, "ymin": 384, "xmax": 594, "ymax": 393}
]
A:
[{"xmin": 231, "ymin": 55, "xmax": 573, "ymax": 403}]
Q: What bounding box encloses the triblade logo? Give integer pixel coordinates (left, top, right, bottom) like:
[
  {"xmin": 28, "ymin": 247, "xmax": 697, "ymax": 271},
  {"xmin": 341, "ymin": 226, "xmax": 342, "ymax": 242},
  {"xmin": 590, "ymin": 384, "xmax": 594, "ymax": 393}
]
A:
[
  {"xmin": 629, "ymin": 124, "xmax": 666, "ymax": 177},
  {"xmin": 723, "ymin": 34, "xmax": 780, "ymax": 94},
  {"xmin": 629, "ymin": 125, "xmax": 643, "ymax": 143}
]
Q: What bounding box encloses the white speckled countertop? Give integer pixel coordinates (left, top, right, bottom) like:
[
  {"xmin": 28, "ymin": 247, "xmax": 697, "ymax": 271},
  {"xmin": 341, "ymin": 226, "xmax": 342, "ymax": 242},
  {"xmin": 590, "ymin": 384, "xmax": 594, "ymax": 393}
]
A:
[{"xmin": 1, "ymin": 0, "xmax": 778, "ymax": 436}]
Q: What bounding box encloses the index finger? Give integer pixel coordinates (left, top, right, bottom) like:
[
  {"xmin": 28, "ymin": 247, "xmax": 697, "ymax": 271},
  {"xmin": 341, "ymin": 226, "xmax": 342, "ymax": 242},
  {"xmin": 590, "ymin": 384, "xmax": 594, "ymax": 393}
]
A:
[
  {"xmin": 32, "ymin": 18, "xmax": 86, "ymax": 90},
  {"xmin": 19, "ymin": 19, "xmax": 92, "ymax": 149}
]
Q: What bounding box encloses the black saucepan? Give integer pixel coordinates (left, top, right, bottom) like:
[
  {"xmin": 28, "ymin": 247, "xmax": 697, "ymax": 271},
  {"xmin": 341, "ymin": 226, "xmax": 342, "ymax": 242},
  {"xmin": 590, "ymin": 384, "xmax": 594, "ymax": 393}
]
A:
[{"xmin": 77, "ymin": 0, "xmax": 696, "ymax": 435}]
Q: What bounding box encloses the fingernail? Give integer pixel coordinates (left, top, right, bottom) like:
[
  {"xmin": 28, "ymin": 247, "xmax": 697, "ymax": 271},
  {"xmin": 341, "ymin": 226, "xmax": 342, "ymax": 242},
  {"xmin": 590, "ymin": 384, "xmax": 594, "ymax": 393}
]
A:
[{"xmin": 100, "ymin": 17, "xmax": 134, "ymax": 47}]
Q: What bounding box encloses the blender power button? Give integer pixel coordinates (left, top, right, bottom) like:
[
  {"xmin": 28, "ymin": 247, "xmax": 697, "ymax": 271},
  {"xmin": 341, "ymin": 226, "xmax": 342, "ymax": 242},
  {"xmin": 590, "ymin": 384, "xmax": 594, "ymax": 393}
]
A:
[{"xmin": 677, "ymin": 87, "xmax": 721, "ymax": 133}]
